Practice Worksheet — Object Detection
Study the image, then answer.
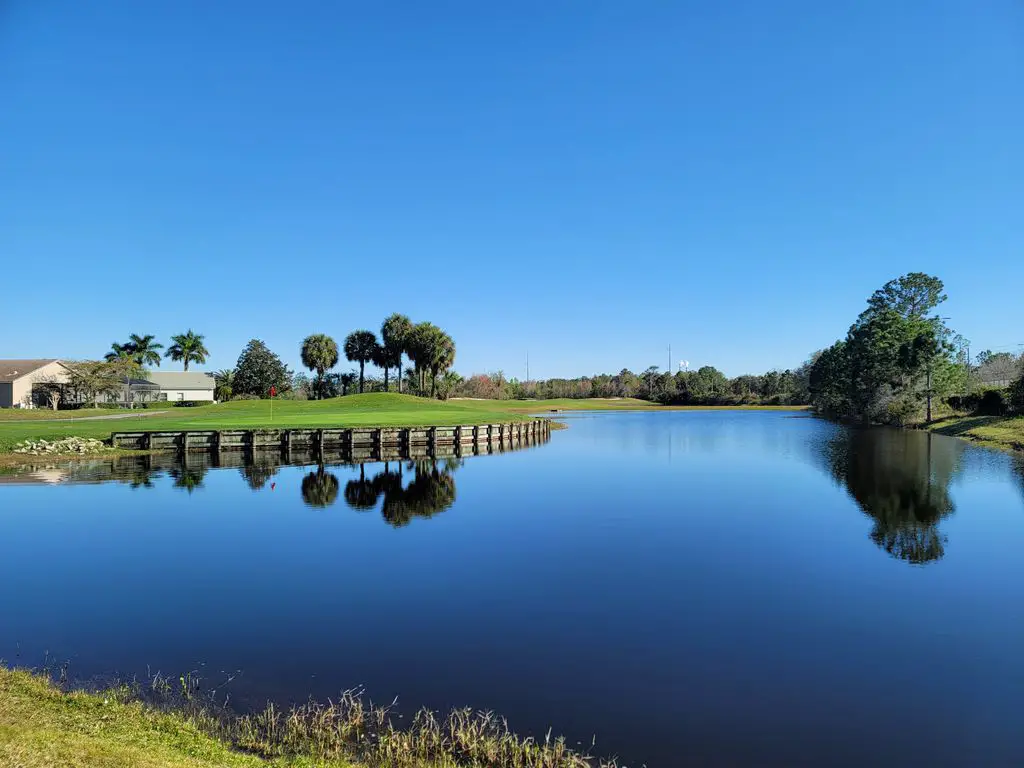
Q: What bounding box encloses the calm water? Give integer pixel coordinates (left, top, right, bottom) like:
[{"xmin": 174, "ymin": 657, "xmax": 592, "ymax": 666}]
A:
[{"xmin": 3, "ymin": 412, "xmax": 1024, "ymax": 766}]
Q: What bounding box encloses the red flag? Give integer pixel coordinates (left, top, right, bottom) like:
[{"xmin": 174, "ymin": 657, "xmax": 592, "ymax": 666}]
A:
[{"xmin": 270, "ymin": 386, "xmax": 277, "ymax": 398}]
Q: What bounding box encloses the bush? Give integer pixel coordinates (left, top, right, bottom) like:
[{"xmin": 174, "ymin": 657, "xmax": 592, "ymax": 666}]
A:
[
  {"xmin": 946, "ymin": 389, "xmax": 1010, "ymax": 416},
  {"xmin": 978, "ymin": 389, "xmax": 1008, "ymax": 416},
  {"xmin": 885, "ymin": 395, "xmax": 919, "ymax": 426},
  {"xmin": 231, "ymin": 393, "xmax": 261, "ymax": 401},
  {"xmin": 172, "ymin": 400, "xmax": 210, "ymax": 408},
  {"xmin": 1009, "ymin": 377, "xmax": 1024, "ymax": 415}
]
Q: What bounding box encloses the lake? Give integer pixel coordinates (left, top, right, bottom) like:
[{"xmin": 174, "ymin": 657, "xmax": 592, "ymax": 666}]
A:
[{"xmin": 2, "ymin": 411, "xmax": 1023, "ymax": 766}]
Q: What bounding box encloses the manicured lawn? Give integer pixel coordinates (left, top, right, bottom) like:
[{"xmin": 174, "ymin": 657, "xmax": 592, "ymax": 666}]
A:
[{"xmin": 0, "ymin": 394, "xmax": 531, "ymax": 452}]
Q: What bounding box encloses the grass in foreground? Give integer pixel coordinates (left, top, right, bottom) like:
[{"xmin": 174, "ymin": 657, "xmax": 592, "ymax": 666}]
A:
[
  {"xmin": 0, "ymin": 667, "xmax": 329, "ymax": 768},
  {"xmin": 0, "ymin": 667, "xmax": 612, "ymax": 768},
  {"xmin": 925, "ymin": 414, "xmax": 1024, "ymax": 453}
]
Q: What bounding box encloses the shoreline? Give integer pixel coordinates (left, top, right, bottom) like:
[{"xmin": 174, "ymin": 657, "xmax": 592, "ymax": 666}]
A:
[
  {"xmin": 0, "ymin": 665, "xmax": 615, "ymax": 768},
  {"xmin": 919, "ymin": 414, "xmax": 1024, "ymax": 454}
]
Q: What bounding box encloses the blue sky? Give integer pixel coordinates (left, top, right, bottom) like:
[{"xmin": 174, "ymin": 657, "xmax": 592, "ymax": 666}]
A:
[{"xmin": 2, "ymin": 1, "xmax": 1021, "ymax": 379}]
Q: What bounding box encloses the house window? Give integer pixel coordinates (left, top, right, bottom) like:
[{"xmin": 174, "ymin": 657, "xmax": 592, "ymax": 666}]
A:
[
  {"xmin": 177, "ymin": 392, "xmax": 184, "ymax": 402},
  {"xmin": 158, "ymin": 393, "xmax": 168, "ymax": 401}
]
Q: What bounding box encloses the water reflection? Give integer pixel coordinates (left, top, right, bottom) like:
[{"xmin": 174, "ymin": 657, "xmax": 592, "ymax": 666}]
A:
[
  {"xmin": 241, "ymin": 460, "xmax": 279, "ymax": 491},
  {"xmin": 168, "ymin": 465, "xmax": 208, "ymax": 494},
  {"xmin": 300, "ymin": 467, "xmax": 340, "ymax": 508},
  {"xmin": 304, "ymin": 460, "xmax": 460, "ymax": 527},
  {"xmin": 819, "ymin": 427, "xmax": 963, "ymax": 564}
]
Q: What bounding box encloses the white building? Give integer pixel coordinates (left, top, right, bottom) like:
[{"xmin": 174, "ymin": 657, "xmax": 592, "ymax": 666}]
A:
[{"xmin": 145, "ymin": 372, "xmax": 216, "ymax": 403}]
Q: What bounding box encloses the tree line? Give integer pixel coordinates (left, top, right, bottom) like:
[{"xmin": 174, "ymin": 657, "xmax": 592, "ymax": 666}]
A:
[
  {"xmin": 213, "ymin": 315, "xmax": 458, "ymax": 401},
  {"xmin": 452, "ymin": 366, "xmax": 810, "ymax": 406}
]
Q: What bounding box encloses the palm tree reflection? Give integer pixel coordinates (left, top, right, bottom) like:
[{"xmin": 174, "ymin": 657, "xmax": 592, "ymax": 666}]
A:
[
  {"xmin": 301, "ymin": 466, "xmax": 340, "ymax": 508},
  {"xmin": 168, "ymin": 466, "xmax": 208, "ymax": 494},
  {"xmin": 380, "ymin": 459, "xmax": 459, "ymax": 527},
  {"xmin": 240, "ymin": 460, "xmax": 278, "ymax": 491},
  {"xmin": 307, "ymin": 460, "xmax": 459, "ymax": 525},
  {"xmin": 821, "ymin": 428, "xmax": 962, "ymax": 564},
  {"xmin": 343, "ymin": 464, "xmax": 380, "ymax": 510}
]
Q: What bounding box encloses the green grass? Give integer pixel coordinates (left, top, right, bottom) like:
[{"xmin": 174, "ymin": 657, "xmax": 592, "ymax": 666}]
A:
[
  {"xmin": 0, "ymin": 667, "xmax": 611, "ymax": 768},
  {"xmin": 0, "ymin": 408, "xmax": 147, "ymax": 421},
  {"xmin": 0, "ymin": 394, "xmax": 533, "ymax": 453},
  {"xmin": 925, "ymin": 414, "xmax": 1024, "ymax": 453},
  {"xmin": 0, "ymin": 667, "xmax": 356, "ymax": 768}
]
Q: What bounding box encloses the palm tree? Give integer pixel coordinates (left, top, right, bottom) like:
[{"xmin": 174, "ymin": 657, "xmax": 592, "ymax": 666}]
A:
[
  {"xmin": 104, "ymin": 342, "xmax": 137, "ymax": 364},
  {"xmin": 300, "ymin": 334, "xmax": 339, "ymax": 400},
  {"xmin": 212, "ymin": 369, "xmax": 234, "ymax": 401},
  {"xmin": 381, "ymin": 313, "xmax": 413, "ymax": 393},
  {"xmin": 344, "ymin": 330, "xmax": 379, "ymax": 394},
  {"xmin": 165, "ymin": 330, "xmax": 209, "ymax": 371},
  {"xmin": 405, "ymin": 322, "xmax": 440, "ymax": 395},
  {"xmin": 371, "ymin": 343, "xmax": 389, "ymax": 392},
  {"xmin": 428, "ymin": 331, "xmax": 456, "ymax": 398},
  {"xmin": 339, "ymin": 372, "xmax": 357, "ymax": 396},
  {"xmin": 128, "ymin": 334, "xmax": 163, "ymax": 368}
]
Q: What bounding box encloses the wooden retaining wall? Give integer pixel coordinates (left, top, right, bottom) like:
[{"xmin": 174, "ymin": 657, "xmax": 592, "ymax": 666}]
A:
[{"xmin": 110, "ymin": 420, "xmax": 552, "ymax": 462}]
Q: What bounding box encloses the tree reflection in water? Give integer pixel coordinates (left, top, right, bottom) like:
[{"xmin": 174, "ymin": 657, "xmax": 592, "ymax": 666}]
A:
[
  {"xmin": 306, "ymin": 460, "xmax": 459, "ymax": 526},
  {"xmin": 380, "ymin": 459, "xmax": 459, "ymax": 527},
  {"xmin": 240, "ymin": 460, "xmax": 278, "ymax": 491},
  {"xmin": 822, "ymin": 427, "xmax": 963, "ymax": 564},
  {"xmin": 168, "ymin": 465, "xmax": 208, "ymax": 495},
  {"xmin": 301, "ymin": 466, "xmax": 340, "ymax": 508}
]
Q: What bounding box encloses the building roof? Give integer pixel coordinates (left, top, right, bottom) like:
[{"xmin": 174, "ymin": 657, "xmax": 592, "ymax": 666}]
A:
[
  {"xmin": 0, "ymin": 359, "xmax": 61, "ymax": 383},
  {"xmin": 144, "ymin": 371, "xmax": 216, "ymax": 390}
]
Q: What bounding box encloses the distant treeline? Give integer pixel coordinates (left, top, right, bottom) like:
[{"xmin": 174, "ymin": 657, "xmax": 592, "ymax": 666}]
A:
[{"xmin": 453, "ymin": 366, "xmax": 811, "ymax": 406}]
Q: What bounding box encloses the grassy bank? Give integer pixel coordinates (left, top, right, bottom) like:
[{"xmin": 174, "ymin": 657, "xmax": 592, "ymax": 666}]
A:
[
  {"xmin": 0, "ymin": 667, "xmax": 333, "ymax": 768},
  {"xmin": 0, "ymin": 394, "xmax": 808, "ymax": 455},
  {"xmin": 924, "ymin": 414, "xmax": 1024, "ymax": 453},
  {"xmin": 0, "ymin": 667, "xmax": 611, "ymax": 768},
  {"xmin": 0, "ymin": 395, "xmax": 529, "ymax": 453}
]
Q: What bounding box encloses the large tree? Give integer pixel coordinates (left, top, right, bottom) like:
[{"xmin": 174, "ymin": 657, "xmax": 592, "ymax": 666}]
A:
[
  {"xmin": 64, "ymin": 360, "xmax": 125, "ymax": 407},
  {"xmin": 165, "ymin": 330, "xmax": 209, "ymax": 371},
  {"xmin": 861, "ymin": 272, "xmax": 947, "ymax": 322},
  {"xmin": 232, "ymin": 339, "xmax": 291, "ymax": 397},
  {"xmin": 300, "ymin": 333, "xmax": 339, "ymax": 400},
  {"xmin": 810, "ymin": 273, "xmax": 960, "ymax": 424},
  {"xmin": 381, "ymin": 313, "xmax": 413, "ymax": 393},
  {"xmin": 344, "ymin": 330, "xmax": 379, "ymax": 394},
  {"xmin": 404, "ymin": 322, "xmax": 441, "ymax": 395}
]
